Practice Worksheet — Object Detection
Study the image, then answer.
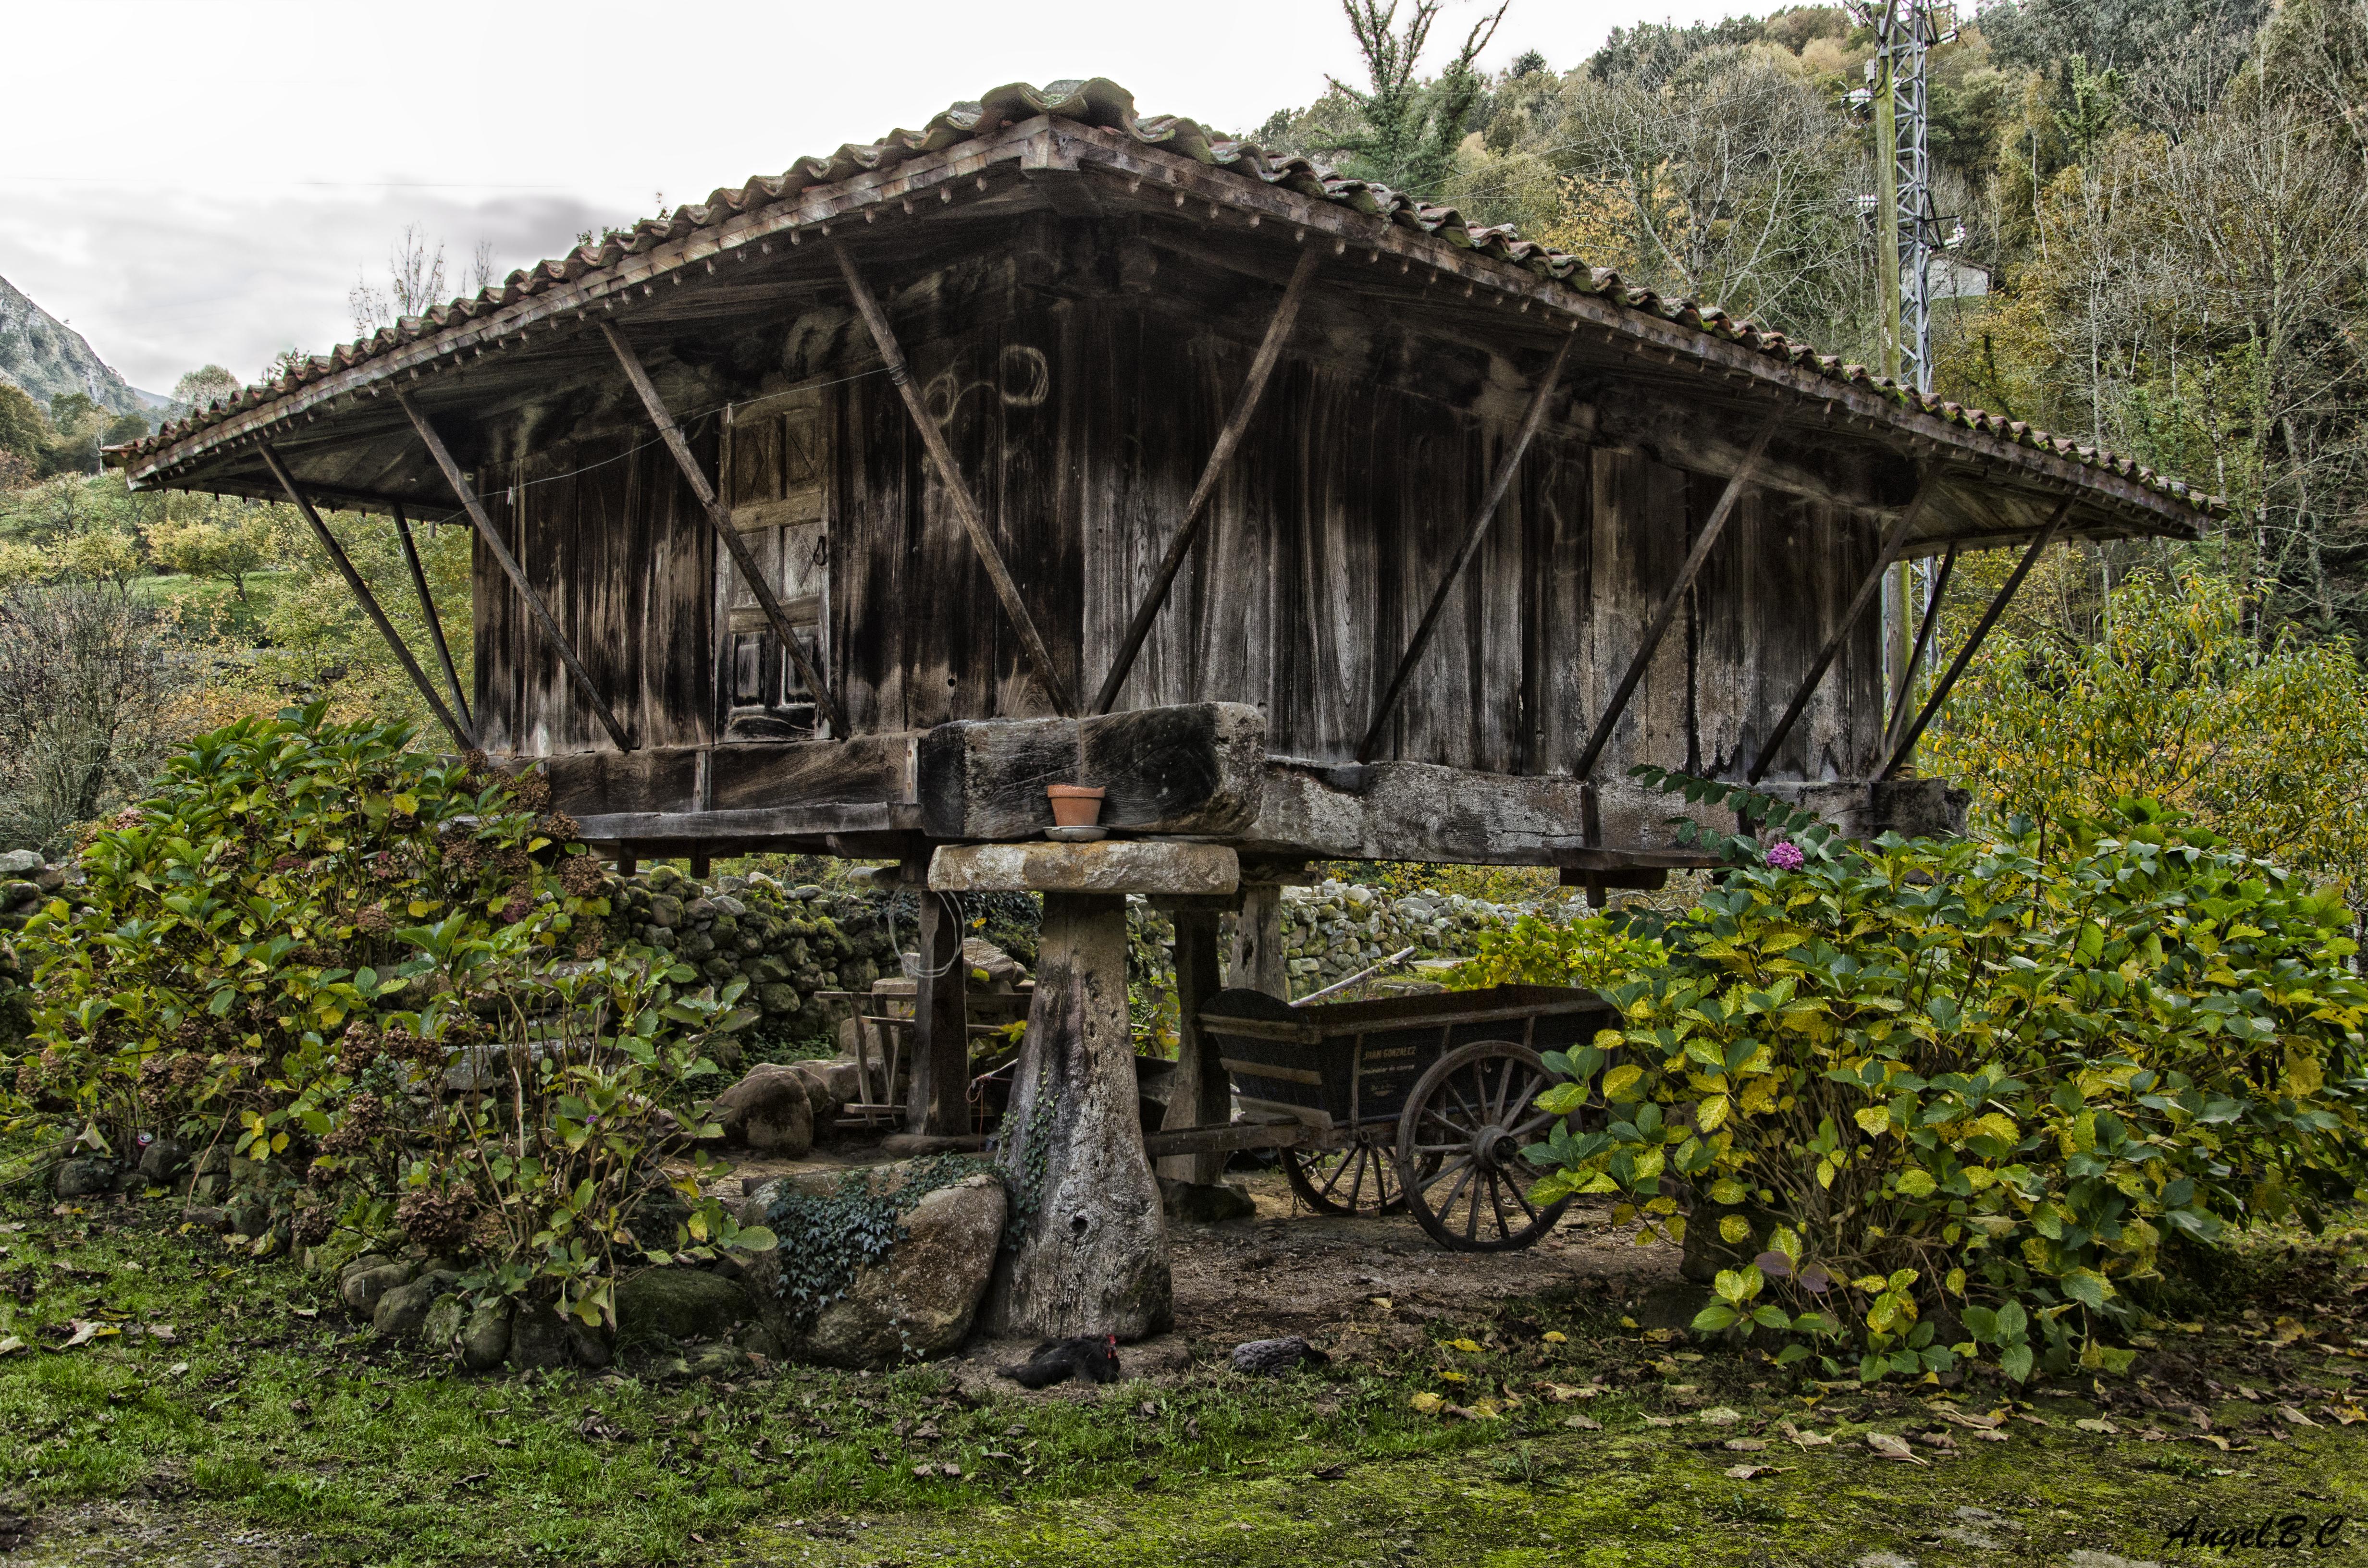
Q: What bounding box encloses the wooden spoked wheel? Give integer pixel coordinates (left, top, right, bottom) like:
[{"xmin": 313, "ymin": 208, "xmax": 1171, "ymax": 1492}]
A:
[
  {"xmin": 1394, "ymin": 1039, "xmax": 1571, "ymax": 1252},
  {"xmin": 1282, "ymin": 1135, "xmax": 1406, "ymax": 1217}
]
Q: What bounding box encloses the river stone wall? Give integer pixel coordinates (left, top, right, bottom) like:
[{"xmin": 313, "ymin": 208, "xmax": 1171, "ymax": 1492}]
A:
[
  {"xmin": 597, "ymin": 865, "xmax": 893, "ymax": 1043},
  {"xmin": 1275, "ymin": 880, "xmax": 1593, "ymax": 992}
]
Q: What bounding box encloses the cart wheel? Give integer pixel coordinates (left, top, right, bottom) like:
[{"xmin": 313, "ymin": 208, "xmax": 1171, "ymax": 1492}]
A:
[
  {"xmin": 1282, "ymin": 1135, "xmax": 1406, "ymax": 1217},
  {"xmin": 1394, "ymin": 1039, "xmax": 1570, "ymax": 1252}
]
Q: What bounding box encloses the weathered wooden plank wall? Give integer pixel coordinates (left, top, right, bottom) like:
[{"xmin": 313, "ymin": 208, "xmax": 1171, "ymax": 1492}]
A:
[
  {"xmin": 472, "ymin": 228, "xmax": 1889, "ymax": 790},
  {"xmin": 471, "ymin": 430, "xmax": 712, "ymax": 755}
]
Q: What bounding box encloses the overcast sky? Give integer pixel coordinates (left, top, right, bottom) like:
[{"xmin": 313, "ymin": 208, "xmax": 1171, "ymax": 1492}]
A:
[{"xmin": 3, "ymin": 0, "xmax": 1739, "ymax": 395}]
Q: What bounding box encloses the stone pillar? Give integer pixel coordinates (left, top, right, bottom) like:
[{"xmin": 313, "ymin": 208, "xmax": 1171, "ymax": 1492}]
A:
[
  {"xmin": 1229, "ymin": 882, "xmax": 1287, "ymax": 997},
  {"xmin": 904, "ymin": 858, "xmax": 970, "ymax": 1137},
  {"xmin": 1156, "ymin": 906, "xmax": 1228, "ymax": 1185},
  {"xmin": 986, "ymin": 891, "xmax": 1171, "ymax": 1338},
  {"xmin": 930, "ymin": 840, "xmax": 1236, "ymax": 1342}
]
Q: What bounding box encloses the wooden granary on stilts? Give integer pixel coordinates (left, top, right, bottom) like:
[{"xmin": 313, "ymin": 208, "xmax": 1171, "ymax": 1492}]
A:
[{"xmin": 112, "ymin": 80, "xmax": 2216, "ymax": 1337}]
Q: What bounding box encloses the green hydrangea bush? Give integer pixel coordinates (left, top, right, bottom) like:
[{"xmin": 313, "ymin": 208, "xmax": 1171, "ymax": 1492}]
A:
[
  {"xmin": 5, "ymin": 704, "xmax": 774, "ymax": 1328},
  {"xmin": 1529, "ymin": 773, "xmax": 2368, "ymax": 1384}
]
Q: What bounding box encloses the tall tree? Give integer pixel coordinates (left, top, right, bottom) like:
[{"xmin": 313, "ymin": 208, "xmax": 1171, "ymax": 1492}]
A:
[{"xmin": 1320, "ymin": 0, "xmax": 1506, "ymax": 197}]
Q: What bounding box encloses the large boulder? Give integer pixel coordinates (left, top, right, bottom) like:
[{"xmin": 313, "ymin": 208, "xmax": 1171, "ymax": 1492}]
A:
[
  {"xmin": 341, "ymin": 1258, "xmax": 416, "ymax": 1316},
  {"xmin": 615, "ymin": 1267, "xmax": 755, "ymax": 1345},
  {"xmin": 460, "ymin": 1299, "xmax": 512, "ymax": 1371},
  {"xmin": 506, "ymin": 1301, "xmax": 573, "ymax": 1370},
  {"xmin": 741, "ymin": 1163, "xmax": 1005, "ymax": 1369},
  {"xmin": 53, "ymin": 1157, "xmax": 118, "ymax": 1199},
  {"xmin": 373, "ymin": 1269, "xmax": 462, "ymax": 1338},
  {"xmin": 709, "ymin": 1065, "xmax": 815, "ymax": 1155}
]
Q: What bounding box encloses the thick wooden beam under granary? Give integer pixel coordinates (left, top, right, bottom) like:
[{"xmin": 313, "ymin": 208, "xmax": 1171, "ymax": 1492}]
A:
[
  {"xmin": 918, "ymin": 703, "xmax": 1267, "ymax": 841},
  {"xmin": 258, "ymin": 444, "xmax": 475, "ymax": 751},
  {"xmin": 1887, "ymin": 544, "xmax": 1958, "ymax": 754}
]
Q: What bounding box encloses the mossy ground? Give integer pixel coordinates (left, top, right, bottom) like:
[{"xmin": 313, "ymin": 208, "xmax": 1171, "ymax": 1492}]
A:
[{"xmin": 1, "ymin": 1134, "xmax": 2362, "ymax": 1566}]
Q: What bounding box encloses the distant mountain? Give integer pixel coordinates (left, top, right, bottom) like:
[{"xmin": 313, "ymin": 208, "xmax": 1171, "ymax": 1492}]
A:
[{"xmin": 0, "ymin": 273, "xmax": 144, "ymax": 415}]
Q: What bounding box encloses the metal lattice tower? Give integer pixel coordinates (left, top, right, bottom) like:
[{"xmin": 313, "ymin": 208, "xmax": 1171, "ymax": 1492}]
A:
[{"xmin": 1862, "ymin": 1, "xmax": 1952, "ymax": 393}]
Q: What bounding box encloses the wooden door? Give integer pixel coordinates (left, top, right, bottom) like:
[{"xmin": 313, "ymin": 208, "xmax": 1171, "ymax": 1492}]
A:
[{"xmin": 719, "ymin": 392, "xmax": 832, "ymax": 739}]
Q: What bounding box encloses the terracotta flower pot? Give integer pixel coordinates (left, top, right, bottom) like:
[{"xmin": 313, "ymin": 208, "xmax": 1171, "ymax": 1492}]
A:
[{"xmin": 1045, "ymin": 784, "xmax": 1106, "ymax": 829}]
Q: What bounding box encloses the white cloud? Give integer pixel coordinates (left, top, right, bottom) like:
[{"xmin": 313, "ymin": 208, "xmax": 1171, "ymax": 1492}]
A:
[{"xmin": 0, "ymin": 0, "xmax": 1740, "ymax": 392}]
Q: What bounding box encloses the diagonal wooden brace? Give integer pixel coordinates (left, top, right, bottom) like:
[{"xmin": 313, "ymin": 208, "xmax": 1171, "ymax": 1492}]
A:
[
  {"xmin": 1881, "ymin": 498, "xmax": 2070, "ymax": 779},
  {"xmin": 1746, "ymin": 472, "xmax": 1939, "ymax": 784},
  {"xmin": 601, "ymin": 321, "xmax": 848, "ymax": 737},
  {"xmin": 1358, "ymin": 329, "xmax": 1575, "ymax": 762},
  {"xmin": 390, "ymin": 502, "xmax": 474, "ymax": 739},
  {"xmin": 258, "ymin": 442, "xmax": 474, "ymax": 751},
  {"xmin": 1093, "ymin": 245, "xmax": 1322, "ymax": 716},
  {"xmin": 1884, "ymin": 542, "xmax": 1957, "ymax": 753},
  {"xmin": 835, "ymin": 246, "xmax": 1073, "ymax": 716},
  {"xmin": 397, "ymin": 389, "xmax": 637, "ymax": 753},
  {"xmin": 1574, "ymin": 414, "xmax": 1779, "ymax": 781}
]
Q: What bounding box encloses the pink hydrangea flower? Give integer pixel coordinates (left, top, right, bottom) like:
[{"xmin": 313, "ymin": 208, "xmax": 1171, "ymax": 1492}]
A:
[{"xmin": 1766, "ymin": 841, "xmax": 1805, "ymax": 871}]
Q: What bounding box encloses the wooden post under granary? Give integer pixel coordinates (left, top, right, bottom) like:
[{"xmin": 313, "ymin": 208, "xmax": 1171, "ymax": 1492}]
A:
[{"xmin": 107, "ymin": 78, "xmax": 2225, "ymax": 1344}]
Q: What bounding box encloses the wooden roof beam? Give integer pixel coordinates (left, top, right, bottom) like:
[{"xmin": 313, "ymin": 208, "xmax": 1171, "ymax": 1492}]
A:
[
  {"xmin": 1747, "ymin": 473, "xmax": 1939, "ymax": 784},
  {"xmin": 1576, "ymin": 415, "xmax": 1778, "ymax": 783},
  {"xmin": 834, "ymin": 244, "xmax": 1074, "ymax": 717},
  {"xmin": 397, "ymin": 389, "xmax": 638, "ymax": 754},
  {"xmin": 600, "ymin": 321, "xmax": 849, "ymax": 738},
  {"xmin": 1359, "ymin": 329, "xmax": 1576, "ymax": 762},
  {"xmin": 1092, "ymin": 243, "xmax": 1322, "ymax": 716},
  {"xmin": 257, "ymin": 443, "xmax": 475, "ymax": 751},
  {"xmin": 390, "ymin": 502, "xmax": 474, "ymax": 741}
]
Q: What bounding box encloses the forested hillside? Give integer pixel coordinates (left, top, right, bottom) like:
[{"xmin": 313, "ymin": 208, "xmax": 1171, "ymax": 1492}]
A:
[
  {"xmin": 1259, "ymin": 0, "xmax": 2368, "ymax": 648},
  {"xmin": 0, "ymin": 274, "xmax": 151, "ymax": 418}
]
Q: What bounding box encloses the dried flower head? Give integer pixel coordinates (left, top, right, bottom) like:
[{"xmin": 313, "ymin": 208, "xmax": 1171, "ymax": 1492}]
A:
[
  {"xmin": 395, "ymin": 1187, "xmax": 479, "ymax": 1255},
  {"xmin": 291, "ymin": 1208, "xmax": 333, "ymax": 1248},
  {"xmin": 354, "ymin": 905, "xmax": 393, "ymax": 936}
]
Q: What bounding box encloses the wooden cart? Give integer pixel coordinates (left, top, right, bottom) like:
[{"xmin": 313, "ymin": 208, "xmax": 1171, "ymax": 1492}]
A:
[{"xmin": 1194, "ymin": 984, "xmax": 1615, "ymax": 1251}]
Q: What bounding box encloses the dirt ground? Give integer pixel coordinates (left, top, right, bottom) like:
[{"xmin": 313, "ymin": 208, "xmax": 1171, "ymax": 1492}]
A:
[{"xmin": 704, "ymin": 1140, "xmax": 1675, "ymax": 1391}]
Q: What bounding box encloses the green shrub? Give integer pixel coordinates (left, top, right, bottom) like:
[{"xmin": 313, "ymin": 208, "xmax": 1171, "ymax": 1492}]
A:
[
  {"xmin": 1529, "ymin": 773, "xmax": 2368, "ymax": 1383},
  {"xmin": 6, "ymin": 704, "xmax": 774, "ymax": 1324}
]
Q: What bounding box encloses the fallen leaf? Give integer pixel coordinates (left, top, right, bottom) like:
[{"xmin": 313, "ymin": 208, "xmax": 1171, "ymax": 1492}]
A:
[
  {"xmin": 1927, "ymin": 1406, "xmax": 2006, "ymax": 1430},
  {"xmin": 54, "ymin": 1320, "xmax": 120, "ymax": 1351},
  {"xmin": 2013, "ymin": 1412, "xmax": 2053, "ymax": 1428},
  {"xmin": 2138, "ymin": 1428, "xmax": 2170, "ymax": 1443},
  {"xmin": 1443, "ymin": 1402, "xmax": 1500, "ymax": 1421},
  {"xmin": 291, "ymin": 1307, "xmax": 318, "ymax": 1320},
  {"xmin": 1534, "ymin": 1382, "xmax": 1597, "ymax": 1403},
  {"xmin": 1866, "ymin": 1432, "xmax": 1928, "ymax": 1465},
  {"xmin": 2074, "ymin": 1417, "xmax": 2120, "ymax": 1435},
  {"xmin": 1408, "ymin": 1393, "xmax": 1443, "ymax": 1415},
  {"xmin": 2322, "ymin": 1406, "xmax": 2365, "ymax": 1426},
  {"xmin": 1367, "ymin": 1297, "xmax": 1392, "ymax": 1311},
  {"xmin": 2188, "ymin": 1433, "xmax": 2232, "ymax": 1451},
  {"xmin": 1697, "ymin": 1407, "xmax": 1743, "ymax": 1426},
  {"xmin": 1643, "ymin": 1415, "xmax": 1680, "ymax": 1427},
  {"xmin": 1724, "ymin": 1437, "xmax": 1769, "ymax": 1452},
  {"xmin": 1724, "ymin": 1463, "xmax": 1790, "ymax": 1480},
  {"xmin": 1444, "ymin": 1338, "xmax": 1485, "ymax": 1354},
  {"xmin": 1542, "ymin": 1331, "xmax": 1567, "ymax": 1345},
  {"xmin": 1563, "ymin": 1413, "xmax": 1603, "ymax": 1431},
  {"xmin": 1643, "ymin": 1328, "xmax": 1680, "ymax": 1343},
  {"xmin": 148, "ymin": 1325, "xmax": 177, "ymax": 1344},
  {"xmin": 1963, "ymin": 1427, "xmax": 2010, "ymax": 1442},
  {"xmin": 1311, "ymin": 1463, "xmax": 1347, "ymax": 1480},
  {"xmin": 0, "ymin": 1336, "xmax": 24, "ymax": 1358},
  {"xmin": 2275, "ymin": 1406, "xmax": 2318, "ymax": 1428},
  {"xmin": 1780, "ymin": 1422, "xmax": 1834, "ymax": 1449}
]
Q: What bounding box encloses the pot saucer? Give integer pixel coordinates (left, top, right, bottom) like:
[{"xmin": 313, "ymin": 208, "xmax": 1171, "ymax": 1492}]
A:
[{"xmin": 1043, "ymin": 825, "xmax": 1110, "ymax": 843}]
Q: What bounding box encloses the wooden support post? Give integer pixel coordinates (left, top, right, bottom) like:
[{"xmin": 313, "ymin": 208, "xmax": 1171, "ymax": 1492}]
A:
[
  {"xmin": 1882, "ymin": 502, "xmax": 2069, "ymax": 779},
  {"xmin": 1157, "ymin": 907, "xmax": 1229, "ymax": 1185},
  {"xmin": 1358, "ymin": 331, "xmax": 1574, "ymax": 761},
  {"xmin": 835, "ymin": 246, "xmax": 1073, "ymax": 716},
  {"xmin": 1573, "ymin": 416, "xmax": 1780, "ymax": 781},
  {"xmin": 986, "ymin": 890, "xmax": 1171, "ymax": 1339},
  {"xmin": 1884, "ymin": 544, "xmax": 1957, "ymax": 753},
  {"xmin": 600, "ymin": 322, "xmax": 847, "ymax": 736},
  {"xmin": 1228, "ymin": 883, "xmax": 1288, "ymax": 998},
  {"xmin": 257, "ymin": 443, "xmax": 475, "ymax": 751},
  {"xmin": 397, "ymin": 390, "xmax": 636, "ymax": 754},
  {"xmin": 1093, "ymin": 247, "xmax": 1321, "ymax": 715},
  {"xmin": 905, "ymin": 864, "xmax": 972, "ymax": 1138},
  {"xmin": 1746, "ymin": 473, "xmax": 1939, "ymax": 784},
  {"xmin": 390, "ymin": 503, "xmax": 473, "ymax": 740}
]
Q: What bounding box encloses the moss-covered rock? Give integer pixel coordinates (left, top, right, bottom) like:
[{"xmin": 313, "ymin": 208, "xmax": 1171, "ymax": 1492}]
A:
[{"xmin": 615, "ymin": 1266, "xmax": 754, "ymax": 1345}]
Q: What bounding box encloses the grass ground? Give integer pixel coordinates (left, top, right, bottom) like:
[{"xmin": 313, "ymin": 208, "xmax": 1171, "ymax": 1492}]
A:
[
  {"xmin": 0, "ymin": 1135, "xmax": 2362, "ymax": 1567},
  {"xmin": 128, "ymin": 570, "xmax": 288, "ymax": 642}
]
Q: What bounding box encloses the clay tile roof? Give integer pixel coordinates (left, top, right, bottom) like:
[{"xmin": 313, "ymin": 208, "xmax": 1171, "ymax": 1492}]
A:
[{"xmin": 112, "ymin": 77, "xmax": 2221, "ymax": 516}]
